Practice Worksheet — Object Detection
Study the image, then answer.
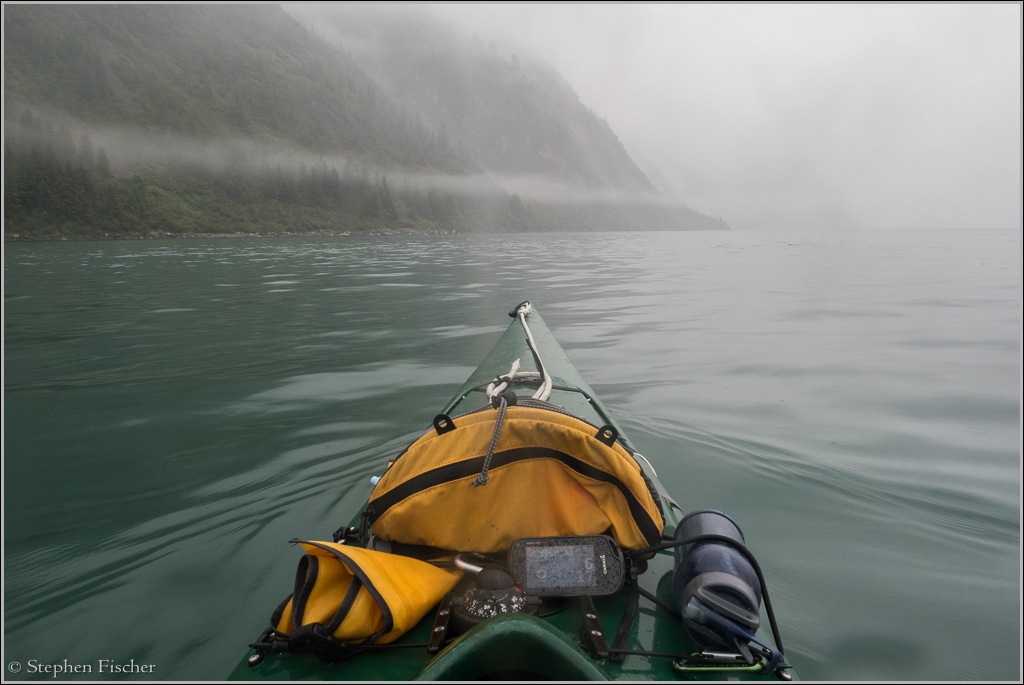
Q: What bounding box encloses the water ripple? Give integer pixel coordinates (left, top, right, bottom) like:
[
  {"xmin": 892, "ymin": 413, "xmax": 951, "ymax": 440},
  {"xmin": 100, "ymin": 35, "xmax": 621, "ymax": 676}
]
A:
[{"xmin": 3, "ymin": 231, "xmax": 1019, "ymax": 680}]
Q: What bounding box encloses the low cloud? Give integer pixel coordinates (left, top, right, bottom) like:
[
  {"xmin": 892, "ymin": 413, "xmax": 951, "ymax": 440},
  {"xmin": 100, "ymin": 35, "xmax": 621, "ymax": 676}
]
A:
[
  {"xmin": 429, "ymin": 4, "xmax": 1023, "ymax": 230},
  {"xmin": 6, "ymin": 113, "xmax": 686, "ymax": 210}
]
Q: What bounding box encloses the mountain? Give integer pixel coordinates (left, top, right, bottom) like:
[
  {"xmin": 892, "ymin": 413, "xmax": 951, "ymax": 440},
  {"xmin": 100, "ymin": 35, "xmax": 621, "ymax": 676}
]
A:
[
  {"xmin": 3, "ymin": 4, "xmax": 727, "ymax": 236},
  {"xmin": 287, "ymin": 6, "xmax": 655, "ymax": 193},
  {"xmin": 3, "ymin": 4, "xmax": 469, "ymax": 172}
]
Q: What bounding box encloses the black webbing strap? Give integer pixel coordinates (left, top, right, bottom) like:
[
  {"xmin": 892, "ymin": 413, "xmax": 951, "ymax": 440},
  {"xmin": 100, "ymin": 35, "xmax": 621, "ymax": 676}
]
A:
[
  {"xmin": 609, "ymin": 580, "xmax": 640, "ymax": 663},
  {"xmin": 637, "ymin": 585, "xmax": 680, "ymax": 617}
]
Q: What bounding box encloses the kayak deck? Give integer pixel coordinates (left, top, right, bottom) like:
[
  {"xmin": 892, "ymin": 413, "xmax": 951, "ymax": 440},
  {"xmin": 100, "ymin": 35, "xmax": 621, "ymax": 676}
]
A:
[{"xmin": 232, "ymin": 306, "xmax": 790, "ymax": 681}]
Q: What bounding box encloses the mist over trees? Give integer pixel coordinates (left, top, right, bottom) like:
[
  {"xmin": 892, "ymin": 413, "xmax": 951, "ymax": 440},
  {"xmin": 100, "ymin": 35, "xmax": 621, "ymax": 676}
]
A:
[
  {"xmin": 293, "ymin": 4, "xmax": 656, "ymax": 192},
  {"xmin": 5, "ymin": 109, "xmax": 529, "ymax": 235},
  {"xmin": 3, "ymin": 4, "xmax": 727, "ymax": 237}
]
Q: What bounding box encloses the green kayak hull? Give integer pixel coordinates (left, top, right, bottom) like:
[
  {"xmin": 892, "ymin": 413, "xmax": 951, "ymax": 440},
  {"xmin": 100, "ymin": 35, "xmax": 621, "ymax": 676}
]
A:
[{"xmin": 231, "ymin": 306, "xmax": 792, "ymax": 681}]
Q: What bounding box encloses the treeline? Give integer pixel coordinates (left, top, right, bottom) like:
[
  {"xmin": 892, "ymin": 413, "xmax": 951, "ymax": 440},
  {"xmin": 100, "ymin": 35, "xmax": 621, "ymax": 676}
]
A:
[
  {"xmin": 3, "ymin": 110, "xmax": 538, "ymax": 236},
  {"xmin": 212, "ymin": 162, "xmax": 462, "ymax": 227},
  {"xmin": 3, "ymin": 108, "xmax": 723, "ymax": 237},
  {"xmin": 3, "ymin": 112, "xmax": 134, "ymax": 234}
]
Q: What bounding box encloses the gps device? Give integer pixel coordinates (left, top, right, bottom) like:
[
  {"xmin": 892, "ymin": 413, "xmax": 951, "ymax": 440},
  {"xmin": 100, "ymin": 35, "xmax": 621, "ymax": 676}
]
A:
[{"xmin": 508, "ymin": 535, "xmax": 625, "ymax": 597}]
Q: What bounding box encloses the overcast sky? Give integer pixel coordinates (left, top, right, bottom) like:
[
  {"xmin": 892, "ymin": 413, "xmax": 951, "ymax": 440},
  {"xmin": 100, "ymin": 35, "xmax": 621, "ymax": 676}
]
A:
[{"xmin": 426, "ymin": 4, "xmax": 1021, "ymax": 231}]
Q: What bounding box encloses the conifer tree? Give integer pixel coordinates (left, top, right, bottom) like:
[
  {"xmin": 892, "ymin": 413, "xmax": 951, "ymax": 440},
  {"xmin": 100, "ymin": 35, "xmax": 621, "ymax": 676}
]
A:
[
  {"xmin": 95, "ymin": 147, "xmax": 112, "ymax": 178},
  {"xmin": 380, "ymin": 175, "xmax": 398, "ymax": 222}
]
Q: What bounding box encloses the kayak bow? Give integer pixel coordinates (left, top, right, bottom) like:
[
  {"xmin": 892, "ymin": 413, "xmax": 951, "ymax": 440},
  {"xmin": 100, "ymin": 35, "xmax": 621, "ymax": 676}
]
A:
[{"xmin": 233, "ymin": 302, "xmax": 794, "ymax": 681}]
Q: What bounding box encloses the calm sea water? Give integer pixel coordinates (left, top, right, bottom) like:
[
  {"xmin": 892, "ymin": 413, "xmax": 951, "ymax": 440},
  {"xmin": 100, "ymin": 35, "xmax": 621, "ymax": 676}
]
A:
[{"xmin": 3, "ymin": 230, "xmax": 1020, "ymax": 680}]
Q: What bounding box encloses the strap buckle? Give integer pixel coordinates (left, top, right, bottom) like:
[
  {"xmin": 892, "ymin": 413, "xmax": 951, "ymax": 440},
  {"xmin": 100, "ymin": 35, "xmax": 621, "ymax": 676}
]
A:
[{"xmin": 287, "ymin": 623, "xmax": 358, "ymax": 663}]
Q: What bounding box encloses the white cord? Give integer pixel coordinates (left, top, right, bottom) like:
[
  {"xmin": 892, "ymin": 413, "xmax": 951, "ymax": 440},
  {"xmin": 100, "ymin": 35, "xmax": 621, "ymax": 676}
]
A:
[
  {"xmin": 517, "ymin": 307, "xmax": 553, "ymax": 402},
  {"xmin": 487, "ymin": 359, "xmax": 521, "ymax": 399}
]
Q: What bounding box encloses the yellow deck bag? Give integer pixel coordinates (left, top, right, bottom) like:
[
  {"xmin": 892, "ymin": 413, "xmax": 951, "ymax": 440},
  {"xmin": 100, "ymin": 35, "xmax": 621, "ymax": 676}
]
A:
[
  {"xmin": 272, "ymin": 541, "xmax": 461, "ymax": 646},
  {"xmin": 366, "ymin": 405, "xmax": 664, "ymax": 553}
]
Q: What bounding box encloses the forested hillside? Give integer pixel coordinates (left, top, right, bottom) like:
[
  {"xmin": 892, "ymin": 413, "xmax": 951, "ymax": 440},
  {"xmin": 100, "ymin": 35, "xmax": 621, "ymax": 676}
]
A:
[
  {"xmin": 4, "ymin": 4, "xmax": 468, "ymax": 170},
  {"xmin": 3, "ymin": 4, "xmax": 728, "ymax": 236},
  {"xmin": 290, "ymin": 5, "xmax": 655, "ymax": 192}
]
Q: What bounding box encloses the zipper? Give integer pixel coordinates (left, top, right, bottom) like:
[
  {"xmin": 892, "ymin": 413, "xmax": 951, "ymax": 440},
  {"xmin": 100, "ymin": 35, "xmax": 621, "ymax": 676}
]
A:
[{"xmin": 367, "ymin": 445, "xmax": 662, "ymax": 547}]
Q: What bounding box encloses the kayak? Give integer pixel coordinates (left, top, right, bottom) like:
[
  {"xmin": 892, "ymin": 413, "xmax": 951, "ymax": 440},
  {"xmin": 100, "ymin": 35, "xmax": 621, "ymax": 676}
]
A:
[{"xmin": 231, "ymin": 302, "xmax": 795, "ymax": 681}]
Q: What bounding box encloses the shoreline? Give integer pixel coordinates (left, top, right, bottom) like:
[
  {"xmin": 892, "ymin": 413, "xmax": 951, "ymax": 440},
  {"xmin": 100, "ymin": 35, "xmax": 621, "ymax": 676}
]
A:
[
  {"xmin": 3, "ymin": 230, "xmax": 462, "ymax": 242},
  {"xmin": 4, "ymin": 227, "xmax": 729, "ymax": 242}
]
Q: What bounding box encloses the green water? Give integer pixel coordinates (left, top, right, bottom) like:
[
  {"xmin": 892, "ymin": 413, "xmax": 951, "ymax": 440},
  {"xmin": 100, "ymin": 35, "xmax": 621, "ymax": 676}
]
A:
[{"xmin": 3, "ymin": 231, "xmax": 1020, "ymax": 680}]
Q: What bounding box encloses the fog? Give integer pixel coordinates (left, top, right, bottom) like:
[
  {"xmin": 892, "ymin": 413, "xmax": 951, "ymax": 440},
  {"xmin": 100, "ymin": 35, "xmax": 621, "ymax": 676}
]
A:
[
  {"xmin": 426, "ymin": 4, "xmax": 1021, "ymax": 231},
  {"xmin": 8, "ymin": 116, "xmax": 679, "ymax": 208},
  {"xmin": 10, "ymin": 4, "xmax": 1019, "ymax": 232}
]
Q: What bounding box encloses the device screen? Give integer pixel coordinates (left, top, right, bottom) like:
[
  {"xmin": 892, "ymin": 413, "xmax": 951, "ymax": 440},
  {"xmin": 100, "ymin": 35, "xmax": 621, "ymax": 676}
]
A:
[
  {"xmin": 524, "ymin": 543, "xmax": 596, "ymax": 589},
  {"xmin": 510, "ymin": 535, "xmax": 624, "ymax": 596}
]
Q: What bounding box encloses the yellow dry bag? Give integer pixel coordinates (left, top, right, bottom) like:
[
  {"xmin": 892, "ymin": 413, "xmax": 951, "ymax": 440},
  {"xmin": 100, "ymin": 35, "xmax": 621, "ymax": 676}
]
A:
[
  {"xmin": 366, "ymin": 404, "xmax": 665, "ymax": 554},
  {"xmin": 261, "ymin": 540, "xmax": 460, "ymax": 660}
]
